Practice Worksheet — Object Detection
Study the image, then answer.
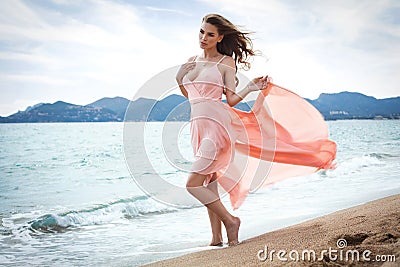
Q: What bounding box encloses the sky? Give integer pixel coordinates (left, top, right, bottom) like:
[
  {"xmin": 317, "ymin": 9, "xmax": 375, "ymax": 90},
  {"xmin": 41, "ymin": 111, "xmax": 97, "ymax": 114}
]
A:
[{"xmin": 0, "ymin": 0, "xmax": 399, "ymax": 116}]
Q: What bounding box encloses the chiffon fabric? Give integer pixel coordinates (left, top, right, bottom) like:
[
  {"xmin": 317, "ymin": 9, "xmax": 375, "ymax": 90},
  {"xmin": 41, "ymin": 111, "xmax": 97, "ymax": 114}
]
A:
[{"xmin": 182, "ymin": 55, "xmax": 336, "ymax": 209}]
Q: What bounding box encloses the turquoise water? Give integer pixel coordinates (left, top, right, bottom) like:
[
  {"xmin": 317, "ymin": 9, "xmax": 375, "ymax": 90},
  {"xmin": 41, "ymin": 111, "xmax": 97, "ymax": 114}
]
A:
[{"xmin": 0, "ymin": 120, "xmax": 399, "ymax": 266}]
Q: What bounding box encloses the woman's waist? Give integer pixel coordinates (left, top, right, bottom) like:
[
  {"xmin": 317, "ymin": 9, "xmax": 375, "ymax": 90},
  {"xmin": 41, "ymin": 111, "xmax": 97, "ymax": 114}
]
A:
[
  {"xmin": 189, "ymin": 97, "xmax": 222, "ymax": 104},
  {"xmin": 189, "ymin": 98, "xmax": 233, "ymax": 121}
]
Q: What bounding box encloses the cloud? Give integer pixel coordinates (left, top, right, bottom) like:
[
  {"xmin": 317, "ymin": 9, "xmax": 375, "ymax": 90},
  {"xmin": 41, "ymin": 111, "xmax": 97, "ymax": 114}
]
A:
[
  {"xmin": 199, "ymin": 0, "xmax": 400, "ymax": 98},
  {"xmin": 0, "ymin": 0, "xmax": 183, "ymax": 115},
  {"xmin": 0, "ymin": 73, "xmax": 72, "ymax": 85},
  {"xmin": 145, "ymin": 6, "xmax": 192, "ymax": 16},
  {"xmin": 0, "ymin": 0, "xmax": 398, "ymax": 116}
]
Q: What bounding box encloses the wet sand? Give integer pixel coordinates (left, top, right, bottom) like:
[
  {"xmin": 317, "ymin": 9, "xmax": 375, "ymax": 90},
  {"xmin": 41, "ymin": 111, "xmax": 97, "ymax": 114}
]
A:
[{"xmin": 145, "ymin": 194, "xmax": 399, "ymax": 266}]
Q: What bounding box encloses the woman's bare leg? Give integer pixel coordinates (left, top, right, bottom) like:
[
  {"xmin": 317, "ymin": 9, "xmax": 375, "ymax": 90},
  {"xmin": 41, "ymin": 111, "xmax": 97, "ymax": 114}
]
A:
[
  {"xmin": 206, "ymin": 173, "xmax": 223, "ymax": 246},
  {"xmin": 186, "ymin": 172, "xmax": 240, "ymax": 246}
]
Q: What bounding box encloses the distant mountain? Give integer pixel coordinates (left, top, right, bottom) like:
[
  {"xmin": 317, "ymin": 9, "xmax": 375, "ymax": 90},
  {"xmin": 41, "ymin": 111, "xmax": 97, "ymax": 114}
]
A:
[
  {"xmin": 124, "ymin": 94, "xmax": 252, "ymax": 122},
  {"xmin": 87, "ymin": 97, "xmax": 130, "ymax": 118},
  {"xmin": 307, "ymin": 92, "xmax": 400, "ymax": 120},
  {"xmin": 145, "ymin": 94, "xmax": 189, "ymax": 121},
  {"xmin": 124, "ymin": 97, "xmax": 157, "ymax": 121},
  {"xmin": 0, "ymin": 101, "xmax": 120, "ymax": 123},
  {"xmin": 25, "ymin": 103, "xmax": 45, "ymax": 112},
  {"xmin": 0, "ymin": 92, "xmax": 399, "ymax": 123}
]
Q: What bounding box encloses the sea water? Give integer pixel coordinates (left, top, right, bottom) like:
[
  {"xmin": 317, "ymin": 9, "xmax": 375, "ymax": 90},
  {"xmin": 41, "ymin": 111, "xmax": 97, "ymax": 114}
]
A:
[{"xmin": 0, "ymin": 120, "xmax": 399, "ymax": 266}]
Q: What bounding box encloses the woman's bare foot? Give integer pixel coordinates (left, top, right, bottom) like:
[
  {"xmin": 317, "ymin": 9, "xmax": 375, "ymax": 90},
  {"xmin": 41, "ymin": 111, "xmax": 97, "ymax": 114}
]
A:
[
  {"xmin": 209, "ymin": 241, "xmax": 223, "ymax": 247},
  {"xmin": 209, "ymin": 234, "xmax": 223, "ymax": 246},
  {"xmin": 226, "ymin": 216, "xmax": 241, "ymax": 246}
]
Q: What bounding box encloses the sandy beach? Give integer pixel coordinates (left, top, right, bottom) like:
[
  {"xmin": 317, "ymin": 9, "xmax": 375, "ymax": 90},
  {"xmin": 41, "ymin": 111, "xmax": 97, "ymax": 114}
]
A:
[{"xmin": 145, "ymin": 194, "xmax": 399, "ymax": 266}]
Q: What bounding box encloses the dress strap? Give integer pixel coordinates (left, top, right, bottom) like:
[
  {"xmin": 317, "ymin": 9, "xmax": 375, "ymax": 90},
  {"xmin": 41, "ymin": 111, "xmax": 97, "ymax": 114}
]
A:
[{"xmin": 217, "ymin": 55, "xmax": 226, "ymax": 64}]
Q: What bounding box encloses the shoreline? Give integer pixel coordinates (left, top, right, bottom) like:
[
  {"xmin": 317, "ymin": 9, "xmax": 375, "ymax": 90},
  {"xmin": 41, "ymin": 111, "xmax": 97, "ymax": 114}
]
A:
[
  {"xmin": 144, "ymin": 194, "xmax": 399, "ymax": 266},
  {"xmin": 1, "ymin": 118, "xmax": 400, "ymax": 124}
]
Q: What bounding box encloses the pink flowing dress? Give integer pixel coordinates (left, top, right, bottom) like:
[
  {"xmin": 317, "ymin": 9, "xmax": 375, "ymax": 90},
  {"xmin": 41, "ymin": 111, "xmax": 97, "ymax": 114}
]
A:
[{"xmin": 182, "ymin": 55, "xmax": 336, "ymax": 209}]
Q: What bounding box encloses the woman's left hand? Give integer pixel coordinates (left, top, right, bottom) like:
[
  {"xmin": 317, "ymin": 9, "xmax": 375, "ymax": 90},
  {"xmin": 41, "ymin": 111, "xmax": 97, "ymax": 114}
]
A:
[{"xmin": 247, "ymin": 75, "xmax": 270, "ymax": 92}]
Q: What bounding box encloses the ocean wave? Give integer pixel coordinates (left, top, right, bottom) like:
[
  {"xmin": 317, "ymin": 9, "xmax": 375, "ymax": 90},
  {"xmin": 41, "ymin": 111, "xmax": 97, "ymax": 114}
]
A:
[
  {"xmin": 0, "ymin": 227, "xmax": 12, "ymax": 236},
  {"xmin": 322, "ymin": 154, "xmax": 386, "ymax": 177},
  {"xmin": 367, "ymin": 152, "xmax": 397, "ymax": 159},
  {"xmin": 4, "ymin": 195, "xmax": 178, "ymax": 235}
]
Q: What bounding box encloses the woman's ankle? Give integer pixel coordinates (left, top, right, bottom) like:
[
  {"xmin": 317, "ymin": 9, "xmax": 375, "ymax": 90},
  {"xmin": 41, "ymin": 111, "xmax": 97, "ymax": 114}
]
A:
[{"xmin": 221, "ymin": 214, "xmax": 235, "ymax": 226}]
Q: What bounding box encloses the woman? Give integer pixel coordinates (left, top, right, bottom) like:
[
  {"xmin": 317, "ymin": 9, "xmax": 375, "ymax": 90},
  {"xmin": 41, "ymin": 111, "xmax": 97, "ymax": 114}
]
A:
[{"xmin": 176, "ymin": 14, "xmax": 336, "ymax": 247}]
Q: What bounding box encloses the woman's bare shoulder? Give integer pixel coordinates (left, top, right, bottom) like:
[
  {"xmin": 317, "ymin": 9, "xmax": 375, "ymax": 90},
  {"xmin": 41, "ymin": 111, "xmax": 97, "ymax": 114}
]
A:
[
  {"xmin": 220, "ymin": 55, "xmax": 235, "ymax": 68},
  {"xmin": 219, "ymin": 55, "xmax": 235, "ymax": 71}
]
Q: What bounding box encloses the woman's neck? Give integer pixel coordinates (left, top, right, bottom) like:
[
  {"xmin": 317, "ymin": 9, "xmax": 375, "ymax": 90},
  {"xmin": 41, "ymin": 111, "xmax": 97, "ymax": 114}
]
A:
[{"xmin": 202, "ymin": 48, "xmax": 220, "ymax": 59}]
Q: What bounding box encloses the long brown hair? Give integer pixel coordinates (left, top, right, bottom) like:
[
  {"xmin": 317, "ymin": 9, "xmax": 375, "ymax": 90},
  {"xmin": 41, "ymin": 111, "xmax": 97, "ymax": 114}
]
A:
[{"xmin": 202, "ymin": 14, "xmax": 256, "ymax": 70}]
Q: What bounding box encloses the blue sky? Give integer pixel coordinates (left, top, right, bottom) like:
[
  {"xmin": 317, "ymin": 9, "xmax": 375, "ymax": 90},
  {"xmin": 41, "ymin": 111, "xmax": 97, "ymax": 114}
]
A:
[{"xmin": 0, "ymin": 0, "xmax": 399, "ymax": 116}]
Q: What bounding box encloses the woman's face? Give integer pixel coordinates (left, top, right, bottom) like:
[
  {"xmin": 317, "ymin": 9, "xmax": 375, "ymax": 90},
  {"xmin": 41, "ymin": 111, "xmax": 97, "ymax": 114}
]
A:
[{"xmin": 199, "ymin": 22, "xmax": 224, "ymax": 50}]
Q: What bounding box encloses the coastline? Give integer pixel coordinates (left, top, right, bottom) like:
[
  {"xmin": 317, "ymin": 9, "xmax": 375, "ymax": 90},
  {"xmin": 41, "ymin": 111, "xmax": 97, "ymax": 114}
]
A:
[{"xmin": 144, "ymin": 194, "xmax": 399, "ymax": 266}]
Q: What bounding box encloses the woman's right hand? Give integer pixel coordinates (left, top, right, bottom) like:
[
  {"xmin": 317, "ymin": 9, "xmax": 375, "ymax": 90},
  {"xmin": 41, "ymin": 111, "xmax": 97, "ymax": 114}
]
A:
[{"xmin": 176, "ymin": 61, "xmax": 196, "ymax": 83}]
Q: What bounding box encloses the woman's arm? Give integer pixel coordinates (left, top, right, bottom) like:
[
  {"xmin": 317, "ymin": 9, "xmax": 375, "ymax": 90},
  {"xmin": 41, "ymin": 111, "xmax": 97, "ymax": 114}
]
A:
[
  {"xmin": 177, "ymin": 83, "xmax": 188, "ymax": 98},
  {"xmin": 176, "ymin": 56, "xmax": 196, "ymax": 98},
  {"xmin": 223, "ymin": 57, "xmax": 269, "ymax": 107}
]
